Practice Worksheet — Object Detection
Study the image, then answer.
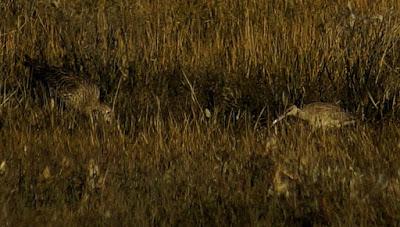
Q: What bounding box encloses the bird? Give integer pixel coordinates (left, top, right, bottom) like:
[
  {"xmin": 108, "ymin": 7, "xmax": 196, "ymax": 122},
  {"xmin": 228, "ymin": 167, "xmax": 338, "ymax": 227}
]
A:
[
  {"xmin": 23, "ymin": 56, "xmax": 113, "ymax": 123},
  {"xmin": 272, "ymin": 102, "xmax": 356, "ymax": 129}
]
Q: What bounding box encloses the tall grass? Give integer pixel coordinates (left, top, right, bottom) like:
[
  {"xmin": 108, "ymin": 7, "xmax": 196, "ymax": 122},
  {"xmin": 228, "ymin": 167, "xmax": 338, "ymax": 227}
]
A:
[{"xmin": 1, "ymin": 0, "xmax": 400, "ymax": 225}]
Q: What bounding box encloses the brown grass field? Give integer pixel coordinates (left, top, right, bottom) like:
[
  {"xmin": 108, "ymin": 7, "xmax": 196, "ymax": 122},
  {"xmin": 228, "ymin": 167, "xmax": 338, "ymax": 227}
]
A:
[{"xmin": 1, "ymin": 0, "xmax": 400, "ymax": 225}]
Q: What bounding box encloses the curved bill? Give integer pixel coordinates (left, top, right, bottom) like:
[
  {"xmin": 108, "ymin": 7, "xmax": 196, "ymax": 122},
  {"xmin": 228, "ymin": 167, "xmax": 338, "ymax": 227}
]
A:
[{"xmin": 272, "ymin": 115, "xmax": 286, "ymax": 126}]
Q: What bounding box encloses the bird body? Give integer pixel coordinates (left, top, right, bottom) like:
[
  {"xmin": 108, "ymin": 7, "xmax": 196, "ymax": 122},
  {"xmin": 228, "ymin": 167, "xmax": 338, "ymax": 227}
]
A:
[
  {"xmin": 272, "ymin": 102, "xmax": 355, "ymax": 129},
  {"xmin": 23, "ymin": 56, "xmax": 113, "ymax": 122}
]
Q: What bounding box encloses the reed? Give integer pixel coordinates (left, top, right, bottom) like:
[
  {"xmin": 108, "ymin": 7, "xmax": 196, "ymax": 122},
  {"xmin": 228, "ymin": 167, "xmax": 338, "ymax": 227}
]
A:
[{"xmin": 1, "ymin": 0, "xmax": 400, "ymax": 225}]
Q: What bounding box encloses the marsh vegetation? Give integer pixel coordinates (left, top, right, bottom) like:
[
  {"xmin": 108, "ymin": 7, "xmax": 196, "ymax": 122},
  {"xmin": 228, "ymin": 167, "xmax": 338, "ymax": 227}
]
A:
[{"xmin": 1, "ymin": 0, "xmax": 400, "ymax": 225}]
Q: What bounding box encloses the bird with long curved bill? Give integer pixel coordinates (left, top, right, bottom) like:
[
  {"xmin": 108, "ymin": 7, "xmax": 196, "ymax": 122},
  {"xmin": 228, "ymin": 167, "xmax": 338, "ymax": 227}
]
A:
[
  {"xmin": 272, "ymin": 102, "xmax": 356, "ymax": 129},
  {"xmin": 23, "ymin": 56, "xmax": 113, "ymax": 123}
]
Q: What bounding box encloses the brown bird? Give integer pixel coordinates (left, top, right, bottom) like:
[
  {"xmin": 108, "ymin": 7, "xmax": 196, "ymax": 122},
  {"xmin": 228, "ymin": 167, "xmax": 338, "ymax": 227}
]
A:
[
  {"xmin": 23, "ymin": 56, "xmax": 113, "ymax": 123},
  {"xmin": 272, "ymin": 102, "xmax": 356, "ymax": 129}
]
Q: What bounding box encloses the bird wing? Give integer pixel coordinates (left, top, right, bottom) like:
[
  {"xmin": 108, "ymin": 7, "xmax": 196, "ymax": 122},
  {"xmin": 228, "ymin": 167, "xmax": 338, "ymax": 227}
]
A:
[
  {"xmin": 302, "ymin": 102, "xmax": 343, "ymax": 113},
  {"xmin": 303, "ymin": 102, "xmax": 355, "ymax": 123}
]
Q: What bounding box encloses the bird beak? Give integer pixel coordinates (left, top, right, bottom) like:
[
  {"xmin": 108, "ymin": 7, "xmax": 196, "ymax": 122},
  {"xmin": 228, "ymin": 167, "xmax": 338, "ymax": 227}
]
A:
[{"xmin": 272, "ymin": 115, "xmax": 286, "ymax": 126}]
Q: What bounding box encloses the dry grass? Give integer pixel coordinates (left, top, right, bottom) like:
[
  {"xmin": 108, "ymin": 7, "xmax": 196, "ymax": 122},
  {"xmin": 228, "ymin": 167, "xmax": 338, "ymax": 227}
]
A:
[{"xmin": 1, "ymin": 0, "xmax": 400, "ymax": 225}]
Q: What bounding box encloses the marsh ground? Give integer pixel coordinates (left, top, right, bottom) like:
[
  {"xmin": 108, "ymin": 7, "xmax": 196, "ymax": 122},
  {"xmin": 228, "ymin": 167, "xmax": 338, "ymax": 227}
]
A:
[{"xmin": 1, "ymin": 0, "xmax": 400, "ymax": 225}]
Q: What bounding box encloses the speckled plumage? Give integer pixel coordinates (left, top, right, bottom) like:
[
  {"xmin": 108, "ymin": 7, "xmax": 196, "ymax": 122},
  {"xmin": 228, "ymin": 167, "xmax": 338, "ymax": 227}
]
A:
[
  {"xmin": 24, "ymin": 56, "xmax": 113, "ymax": 122},
  {"xmin": 272, "ymin": 102, "xmax": 356, "ymax": 129}
]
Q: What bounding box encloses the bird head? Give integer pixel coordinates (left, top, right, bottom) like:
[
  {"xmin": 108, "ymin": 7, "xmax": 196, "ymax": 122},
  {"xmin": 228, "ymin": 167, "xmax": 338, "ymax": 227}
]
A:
[
  {"xmin": 272, "ymin": 105, "xmax": 299, "ymax": 126},
  {"xmin": 94, "ymin": 103, "xmax": 114, "ymax": 123},
  {"xmin": 284, "ymin": 105, "xmax": 299, "ymax": 117}
]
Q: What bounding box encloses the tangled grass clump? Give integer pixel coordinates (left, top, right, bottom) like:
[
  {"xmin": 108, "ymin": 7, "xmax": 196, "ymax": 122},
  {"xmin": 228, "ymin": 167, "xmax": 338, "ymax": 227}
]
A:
[{"xmin": 1, "ymin": 0, "xmax": 400, "ymax": 225}]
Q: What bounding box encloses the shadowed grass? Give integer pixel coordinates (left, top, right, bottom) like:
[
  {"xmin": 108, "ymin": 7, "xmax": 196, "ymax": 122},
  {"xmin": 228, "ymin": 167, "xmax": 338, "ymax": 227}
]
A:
[{"xmin": 1, "ymin": 0, "xmax": 400, "ymax": 225}]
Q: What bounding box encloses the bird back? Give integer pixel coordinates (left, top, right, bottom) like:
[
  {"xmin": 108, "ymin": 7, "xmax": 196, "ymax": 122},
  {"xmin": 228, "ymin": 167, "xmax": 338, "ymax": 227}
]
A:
[{"xmin": 24, "ymin": 56, "xmax": 100, "ymax": 112}]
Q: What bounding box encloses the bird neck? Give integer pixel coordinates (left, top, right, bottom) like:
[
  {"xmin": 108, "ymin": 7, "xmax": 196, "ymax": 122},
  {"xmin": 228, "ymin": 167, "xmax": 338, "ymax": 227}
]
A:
[
  {"xmin": 84, "ymin": 104, "xmax": 98, "ymax": 114},
  {"xmin": 296, "ymin": 109, "xmax": 308, "ymax": 121}
]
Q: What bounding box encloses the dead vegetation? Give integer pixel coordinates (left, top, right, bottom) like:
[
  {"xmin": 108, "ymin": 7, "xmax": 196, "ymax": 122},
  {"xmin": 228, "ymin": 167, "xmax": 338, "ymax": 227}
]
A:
[{"xmin": 1, "ymin": 0, "xmax": 400, "ymax": 225}]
